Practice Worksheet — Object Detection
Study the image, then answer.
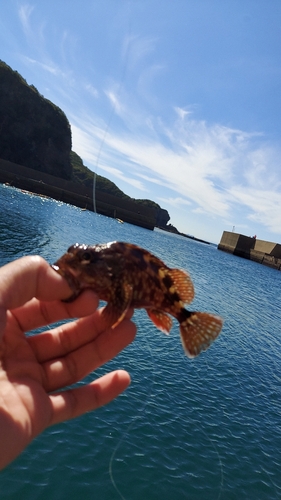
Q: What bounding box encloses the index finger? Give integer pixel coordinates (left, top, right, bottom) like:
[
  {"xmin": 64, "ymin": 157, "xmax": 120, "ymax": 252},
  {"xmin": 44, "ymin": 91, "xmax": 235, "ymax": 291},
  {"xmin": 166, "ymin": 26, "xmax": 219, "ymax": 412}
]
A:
[
  {"xmin": 0, "ymin": 256, "xmax": 73, "ymax": 334},
  {"xmin": 9, "ymin": 289, "xmax": 99, "ymax": 334},
  {"xmin": 0, "ymin": 256, "xmax": 73, "ymax": 308}
]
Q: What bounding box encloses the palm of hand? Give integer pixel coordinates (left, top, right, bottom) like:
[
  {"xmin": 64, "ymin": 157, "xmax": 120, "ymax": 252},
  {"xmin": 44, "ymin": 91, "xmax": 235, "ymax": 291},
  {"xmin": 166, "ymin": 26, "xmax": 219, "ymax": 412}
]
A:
[{"xmin": 0, "ymin": 256, "xmax": 136, "ymax": 469}]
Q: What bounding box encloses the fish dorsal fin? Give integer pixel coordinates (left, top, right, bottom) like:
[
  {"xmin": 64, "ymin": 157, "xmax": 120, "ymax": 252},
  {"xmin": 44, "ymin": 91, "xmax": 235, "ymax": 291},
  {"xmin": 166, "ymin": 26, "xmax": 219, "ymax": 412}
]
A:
[
  {"xmin": 180, "ymin": 312, "xmax": 223, "ymax": 358},
  {"xmin": 146, "ymin": 308, "xmax": 173, "ymax": 334},
  {"xmin": 169, "ymin": 269, "xmax": 195, "ymax": 304},
  {"xmin": 102, "ymin": 283, "xmax": 133, "ymax": 329}
]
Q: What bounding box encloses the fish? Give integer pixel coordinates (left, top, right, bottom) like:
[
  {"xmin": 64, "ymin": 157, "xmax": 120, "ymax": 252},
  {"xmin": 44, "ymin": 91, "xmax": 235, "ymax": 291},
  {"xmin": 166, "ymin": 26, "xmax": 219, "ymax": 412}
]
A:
[{"xmin": 52, "ymin": 242, "xmax": 223, "ymax": 358}]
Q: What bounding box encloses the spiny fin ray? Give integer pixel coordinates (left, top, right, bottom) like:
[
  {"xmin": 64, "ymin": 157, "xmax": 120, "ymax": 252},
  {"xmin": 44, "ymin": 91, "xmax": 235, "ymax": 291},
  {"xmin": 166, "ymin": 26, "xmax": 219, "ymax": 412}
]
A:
[
  {"xmin": 146, "ymin": 309, "xmax": 173, "ymax": 334},
  {"xmin": 102, "ymin": 283, "xmax": 133, "ymax": 329}
]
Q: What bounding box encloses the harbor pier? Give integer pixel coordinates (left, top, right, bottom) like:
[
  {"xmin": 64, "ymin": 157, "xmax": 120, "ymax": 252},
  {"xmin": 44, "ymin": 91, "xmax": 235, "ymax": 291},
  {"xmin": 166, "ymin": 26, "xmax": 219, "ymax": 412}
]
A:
[{"xmin": 218, "ymin": 231, "xmax": 281, "ymax": 271}]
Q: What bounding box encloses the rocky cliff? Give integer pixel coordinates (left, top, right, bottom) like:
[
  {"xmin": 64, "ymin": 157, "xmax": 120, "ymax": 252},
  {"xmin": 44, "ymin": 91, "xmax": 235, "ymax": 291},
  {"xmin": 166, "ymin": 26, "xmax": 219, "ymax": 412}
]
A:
[
  {"xmin": 0, "ymin": 60, "xmax": 172, "ymax": 230},
  {"xmin": 0, "ymin": 60, "xmax": 72, "ymax": 179}
]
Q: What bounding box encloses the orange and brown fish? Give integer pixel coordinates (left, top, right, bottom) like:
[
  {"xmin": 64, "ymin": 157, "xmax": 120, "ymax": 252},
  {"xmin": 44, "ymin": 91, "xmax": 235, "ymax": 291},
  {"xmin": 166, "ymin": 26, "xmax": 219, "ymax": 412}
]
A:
[{"xmin": 52, "ymin": 242, "xmax": 223, "ymax": 358}]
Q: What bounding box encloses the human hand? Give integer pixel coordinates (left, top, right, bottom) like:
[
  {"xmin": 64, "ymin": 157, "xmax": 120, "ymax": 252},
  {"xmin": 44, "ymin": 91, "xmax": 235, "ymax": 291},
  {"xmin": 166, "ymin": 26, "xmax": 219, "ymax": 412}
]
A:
[{"xmin": 0, "ymin": 256, "xmax": 136, "ymax": 469}]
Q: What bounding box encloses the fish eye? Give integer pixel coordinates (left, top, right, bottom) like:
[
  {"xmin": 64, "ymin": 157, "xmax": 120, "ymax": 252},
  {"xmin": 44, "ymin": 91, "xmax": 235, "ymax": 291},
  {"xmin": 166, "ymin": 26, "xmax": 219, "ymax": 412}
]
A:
[{"xmin": 81, "ymin": 251, "xmax": 92, "ymax": 263}]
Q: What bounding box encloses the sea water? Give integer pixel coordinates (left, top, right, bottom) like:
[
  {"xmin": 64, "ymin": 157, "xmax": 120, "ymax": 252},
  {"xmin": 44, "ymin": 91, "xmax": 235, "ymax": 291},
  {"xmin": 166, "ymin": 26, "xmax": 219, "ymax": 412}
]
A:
[{"xmin": 0, "ymin": 183, "xmax": 281, "ymax": 499}]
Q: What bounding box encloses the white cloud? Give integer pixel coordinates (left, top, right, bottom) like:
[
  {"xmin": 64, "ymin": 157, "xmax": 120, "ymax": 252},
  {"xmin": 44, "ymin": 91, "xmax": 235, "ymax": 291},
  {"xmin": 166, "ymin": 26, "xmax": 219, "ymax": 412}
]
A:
[
  {"xmin": 71, "ymin": 122, "xmax": 147, "ymax": 192},
  {"xmin": 18, "ymin": 4, "xmax": 34, "ymax": 37},
  {"xmin": 85, "ymin": 83, "xmax": 99, "ymax": 99},
  {"xmin": 136, "ymin": 172, "xmax": 168, "ymax": 187},
  {"xmin": 18, "ymin": 3, "xmax": 46, "ymax": 50},
  {"xmin": 71, "ymin": 103, "xmax": 281, "ymax": 238},
  {"xmin": 244, "ymin": 146, "xmax": 281, "ymax": 190},
  {"xmin": 174, "ymin": 106, "xmax": 194, "ymax": 120},
  {"xmin": 157, "ymin": 197, "xmax": 192, "ymax": 207},
  {"xmin": 91, "ymin": 123, "xmax": 232, "ymax": 217},
  {"xmin": 230, "ymin": 186, "xmax": 281, "ymax": 235},
  {"xmin": 18, "ymin": 5, "xmax": 75, "ymax": 86},
  {"xmin": 24, "ymin": 56, "xmax": 64, "ymax": 77},
  {"xmin": 123, "ymin": 34, "xmax": 158, "ymax": 69},
  {"xmin": 105, "ymin": 90, "xmax": 122, "ymax": 114},
  {"xmin": 99, "ymin": 165, "xmax": 146, "ymax": 191}
]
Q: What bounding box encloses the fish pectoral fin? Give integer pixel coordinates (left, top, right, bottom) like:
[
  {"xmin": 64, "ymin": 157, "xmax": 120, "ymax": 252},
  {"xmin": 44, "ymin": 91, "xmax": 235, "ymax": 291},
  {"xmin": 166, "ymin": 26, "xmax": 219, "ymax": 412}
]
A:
[
  {"xmin": 168, "ymin": 269, "xmax": 194, "ymax": 304},
  {"xmin": 180, "ymin": 312, "xmax": 223, "ymax": 358},
  {"xmin": 146, "ymin": 309, "xmax": 173, "ymax": 335},
  {"xmin": 102, "ymin": 283, "xmax": 133, "ymax": 329}
]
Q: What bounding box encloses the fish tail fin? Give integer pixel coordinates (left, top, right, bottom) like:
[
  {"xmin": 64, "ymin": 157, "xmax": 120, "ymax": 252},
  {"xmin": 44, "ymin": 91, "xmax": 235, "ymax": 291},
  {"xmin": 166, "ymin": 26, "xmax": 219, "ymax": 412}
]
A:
[{"xmin": 180, "ymin": 311, "xmax": 223, "ymax": 358}]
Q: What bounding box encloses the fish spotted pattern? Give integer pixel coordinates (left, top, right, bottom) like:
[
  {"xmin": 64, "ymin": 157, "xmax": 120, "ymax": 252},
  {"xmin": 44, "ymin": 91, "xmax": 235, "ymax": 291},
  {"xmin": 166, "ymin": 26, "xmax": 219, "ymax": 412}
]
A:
[{"xmin": 52, "ymin": 242, "xmax": 223, "ymax": 358}]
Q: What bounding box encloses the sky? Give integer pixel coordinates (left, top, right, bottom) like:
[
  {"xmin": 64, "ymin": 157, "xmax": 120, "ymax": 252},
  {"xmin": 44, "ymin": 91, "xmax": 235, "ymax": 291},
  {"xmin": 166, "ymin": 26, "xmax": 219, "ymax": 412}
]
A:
[{"xmin": 1, "ymin": 1, "xmax": 281, "ymax": 244}]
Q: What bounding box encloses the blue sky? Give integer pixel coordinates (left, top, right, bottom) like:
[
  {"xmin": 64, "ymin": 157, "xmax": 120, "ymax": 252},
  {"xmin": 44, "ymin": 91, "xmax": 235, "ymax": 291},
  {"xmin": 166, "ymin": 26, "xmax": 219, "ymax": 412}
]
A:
[{"xmin": 1, "ymin": 1, "xmax": 281, "ymax": 243}]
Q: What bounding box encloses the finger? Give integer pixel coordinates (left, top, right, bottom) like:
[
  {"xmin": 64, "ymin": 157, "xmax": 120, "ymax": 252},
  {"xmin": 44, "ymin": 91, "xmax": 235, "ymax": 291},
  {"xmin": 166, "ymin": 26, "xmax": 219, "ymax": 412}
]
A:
[
  {"xmin": 0, "ymin": 256, "xmax": 73, "ymax": 309},
  {"xmin": 42, "ymin": 317, "xmax": 136, "ymax": 392},
  {"xmin": 11, "ymin": 289, "xmax": 99, "ymax": 334},
  {"xmin": 28, "ymin": 307, "xmax": 135, "ymax": 363},
  {"xmin": 0, "ymin": 256, "xmax": 74, "ymax": 335},
  {"xmin": 49, "ymin": 370, "xmax": 131, "ymax": 426}
]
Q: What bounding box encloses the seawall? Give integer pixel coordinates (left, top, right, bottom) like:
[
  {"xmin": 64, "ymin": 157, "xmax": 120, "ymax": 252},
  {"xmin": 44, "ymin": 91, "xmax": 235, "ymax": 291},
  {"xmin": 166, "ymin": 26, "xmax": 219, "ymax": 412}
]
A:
[
  {"xmin": 218, "ymin": 231, "xmax": 281, "ymax": 270},
  {"xmin": 0, "ymin": 158, "xmax": 157, "ymax": 230}
]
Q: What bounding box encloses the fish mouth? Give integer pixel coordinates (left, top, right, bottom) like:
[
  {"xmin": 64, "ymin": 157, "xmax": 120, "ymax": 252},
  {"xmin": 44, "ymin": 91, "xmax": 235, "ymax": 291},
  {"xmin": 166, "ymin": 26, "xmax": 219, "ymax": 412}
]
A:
[{"xmin": 51, "ymin": 263, "xmax": 82, "ymax": 302}]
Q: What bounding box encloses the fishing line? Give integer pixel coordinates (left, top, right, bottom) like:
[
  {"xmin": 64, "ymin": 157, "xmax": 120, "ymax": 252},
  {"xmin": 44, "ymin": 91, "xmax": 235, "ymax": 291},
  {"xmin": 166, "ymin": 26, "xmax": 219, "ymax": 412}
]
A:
[
  {"xmin": 92, "ymin": 0, "xmax": 132, "ymax": 213},
  {"xmin": 201, "ymin": 428, "xmax": 224, "ymax": 500},
  {"xmin": 108, "ymin": 327, "xmax": 156, "ymax": 500},
  {"xmin": 91, "ymin": 4, "xmax": 224, "ymax": 498},
  {"xmin": 199, "ymin": 357, "xmax": 224, "ymax": 499},
  {"xmin": 89, "ymin": 4, "xmax": 158, "ymax": 497}
]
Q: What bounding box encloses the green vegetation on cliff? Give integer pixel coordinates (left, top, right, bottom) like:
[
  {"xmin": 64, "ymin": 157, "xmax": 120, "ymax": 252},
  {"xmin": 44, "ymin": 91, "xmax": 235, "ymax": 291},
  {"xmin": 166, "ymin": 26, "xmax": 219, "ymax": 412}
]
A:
[{"xmin": 70, "ymin": 151, "xmax": 130, "ymax": 199}]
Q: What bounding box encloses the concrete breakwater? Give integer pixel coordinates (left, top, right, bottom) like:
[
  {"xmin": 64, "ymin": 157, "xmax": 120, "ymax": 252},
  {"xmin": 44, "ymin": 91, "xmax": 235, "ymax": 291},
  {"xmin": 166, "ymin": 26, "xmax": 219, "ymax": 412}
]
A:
[
  {"xmin": 218, "ymin": 231, "xmax": 281, "ymax": 271},
  {"xmin": 0, "ymin": 158, "xmax": 157, "ymax": 230}
]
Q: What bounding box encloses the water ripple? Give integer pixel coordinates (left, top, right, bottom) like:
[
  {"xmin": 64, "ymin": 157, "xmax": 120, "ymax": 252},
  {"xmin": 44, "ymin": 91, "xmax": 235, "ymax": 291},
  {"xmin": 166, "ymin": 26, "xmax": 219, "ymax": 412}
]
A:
[{"xmin": 0, "ymin": 185, "xmax": 281, "ymax": 499}]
